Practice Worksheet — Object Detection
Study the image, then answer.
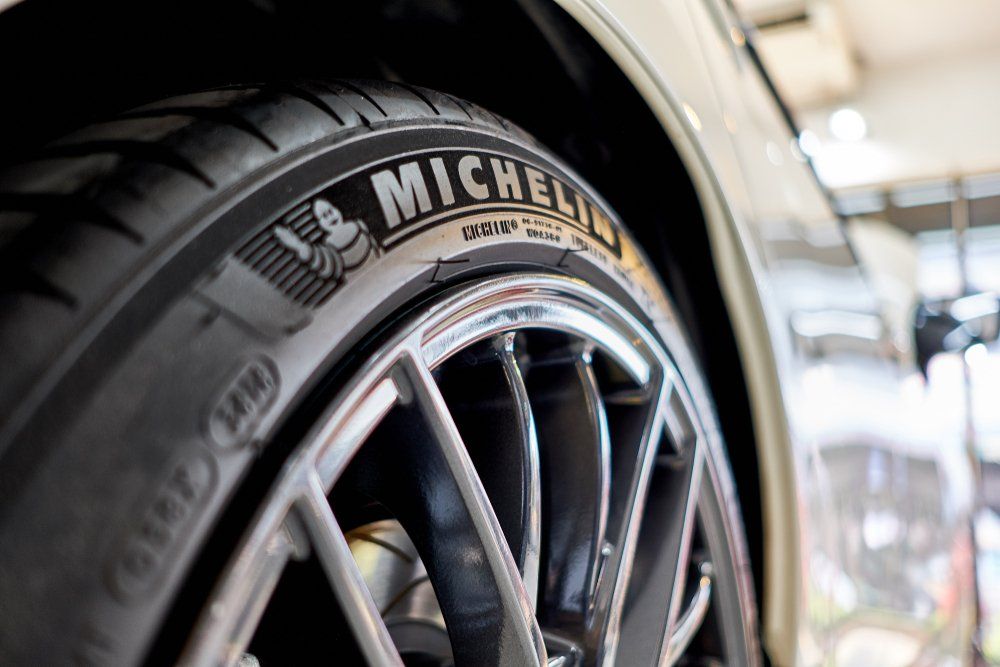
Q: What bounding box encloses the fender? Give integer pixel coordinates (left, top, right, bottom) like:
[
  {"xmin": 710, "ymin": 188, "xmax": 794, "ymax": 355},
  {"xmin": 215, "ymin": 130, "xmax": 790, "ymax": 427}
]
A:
[
  {"xmin": 547, "ymin": 0, "xmax": 804, "ymax": 663},
  {"xmin": 546, "ymin": 2, "xmax": 979, "ymax": 666}
]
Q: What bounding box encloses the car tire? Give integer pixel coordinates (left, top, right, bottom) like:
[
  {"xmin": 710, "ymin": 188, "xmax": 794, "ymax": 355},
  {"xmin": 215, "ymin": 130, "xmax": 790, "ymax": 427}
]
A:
[{"xmin": 0, "ymin": 80, "xmax": 758, "ymax": 665}]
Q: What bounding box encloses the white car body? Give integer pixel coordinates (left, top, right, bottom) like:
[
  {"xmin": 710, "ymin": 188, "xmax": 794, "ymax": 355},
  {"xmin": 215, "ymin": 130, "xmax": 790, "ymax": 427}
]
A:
[{"xmin": 555, "ymin": 0, "xmax": 977, "ymax": 664}]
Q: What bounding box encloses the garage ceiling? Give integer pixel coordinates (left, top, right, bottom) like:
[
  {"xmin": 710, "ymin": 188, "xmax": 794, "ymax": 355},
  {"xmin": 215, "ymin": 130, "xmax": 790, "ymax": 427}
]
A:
[
  {"xmin": 733, "ymin": 0, "xmax": 1000, "ymax": 189},
  {"xmin": 734, "ymin": 0, "xmax": 1000, "ymax": 107},
  {"xmin": 840, "ymin": 0, "xmax": 1000, "ymax": 68}
]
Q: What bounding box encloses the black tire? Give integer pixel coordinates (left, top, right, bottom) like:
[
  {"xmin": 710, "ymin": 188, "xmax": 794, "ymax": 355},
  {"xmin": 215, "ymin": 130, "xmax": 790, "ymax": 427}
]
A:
[{"xmin": 0, "ymin": 80, "xmax": 755, "ymax": 665}]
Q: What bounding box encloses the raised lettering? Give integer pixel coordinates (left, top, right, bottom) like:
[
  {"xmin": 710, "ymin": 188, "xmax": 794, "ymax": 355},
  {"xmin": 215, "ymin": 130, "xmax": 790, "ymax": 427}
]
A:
[
  {"xmin": 370, "ymin": 162, "xmax": 431, "ymax": 229},
  {"xmin": 575, "ymin": 193, "xmax": 590, "ymax": 228},
  {"xmin": 590, "ymin": 204, "xmax": 616, "ymax": 247},
  {"xmin": 459, "ymin": 155, "xmax": 489, "ymax": 200},
  {"xmin": 490, "ymin": 158, "xmax": 523, "ymax": 200},
  {"xmin": 553, "ymin": 180, "xmax": 575, "ymax": 216},
  {"xmin": 525, "ymin": 167, "xmax": 552, "ymax": 207},
  {"xmin": 430, "ymin": 157, "xmax": 455, "ymax": 207}
]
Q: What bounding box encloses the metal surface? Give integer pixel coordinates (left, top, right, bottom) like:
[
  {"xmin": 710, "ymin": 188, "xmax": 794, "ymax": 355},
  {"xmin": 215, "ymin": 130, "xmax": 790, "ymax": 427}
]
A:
[
  {"xmin": 178, "ymin": 274, "xmax": 755, "ymax": 665},
  {"xmin": 666, "ymin": 561, "xmax": 714, "ymax": 663},
  {"xmin": 439, "ymin": 333, "xmax": 543, "ymax": 606},
  {"xmin": 526, "ymin": 347, "xmax": 612, "ymax": 635},
  {"xmin": 295, "ymin": 474, "xmax": 403, "ymax": 666}
]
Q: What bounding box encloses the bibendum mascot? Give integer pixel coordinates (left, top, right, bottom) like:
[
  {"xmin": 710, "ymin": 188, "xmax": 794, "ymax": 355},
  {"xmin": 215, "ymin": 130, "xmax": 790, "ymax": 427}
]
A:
[{"xmin": 273, "ymin": 198, "xmax": 379, "ymax": 281}]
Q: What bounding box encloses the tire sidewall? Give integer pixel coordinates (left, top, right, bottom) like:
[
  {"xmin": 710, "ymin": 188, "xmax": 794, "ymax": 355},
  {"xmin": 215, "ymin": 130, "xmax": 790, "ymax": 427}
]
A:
[{"xmin": 0, "ymin": 121, "xmax": 754, "ymax": 665}]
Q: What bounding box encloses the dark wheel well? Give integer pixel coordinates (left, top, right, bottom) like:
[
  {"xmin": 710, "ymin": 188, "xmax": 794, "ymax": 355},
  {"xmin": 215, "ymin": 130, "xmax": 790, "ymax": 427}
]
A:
[{"xmin": 0, "ymin": 0, "xmax": 764, "ymax": 621}]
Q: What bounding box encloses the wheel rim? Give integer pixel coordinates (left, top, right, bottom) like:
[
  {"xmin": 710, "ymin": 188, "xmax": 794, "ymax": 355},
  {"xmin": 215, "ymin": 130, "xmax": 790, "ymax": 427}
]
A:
[{"xmin": 177, "ymin": 273, "xmax": 756, "ymax": 666}]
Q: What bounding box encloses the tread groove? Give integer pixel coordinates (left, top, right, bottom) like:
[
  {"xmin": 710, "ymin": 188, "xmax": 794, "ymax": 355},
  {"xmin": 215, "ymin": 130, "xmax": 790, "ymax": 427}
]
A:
[
  {"xmin": 1, "ymin": 268, "xmax": 78, "ymax": 308},
  {"xmin": 484, "ymin": 109, "xmax": 509, "ymax": 131},
  {"xmin": 444, "ymin": 93, "xmax": 476, "ymax": 121},
  {"xmin": 38, "ymin": 140, "xmax": 216, "ymax": 188},
  {"xmin": 330, "ymin": 80, "xmax": 388, "ymax": 117},
  {"xmin": 265, "ymin": 83, "xmax": 345, "ymax": 126},
  {"xmin": 0, "ymin": 193, "xmax": 144, "ymax": 243},
  {"xmin": 118, "ymin": 107, "xmax": 280, "ymax": 151},
  {"xmin": 318, "ymin": 82, "xmax": 372, "ymax": 128},
  {"xmin": 396, "ymin": 83, "xmax": 440, "ymax": 115}
]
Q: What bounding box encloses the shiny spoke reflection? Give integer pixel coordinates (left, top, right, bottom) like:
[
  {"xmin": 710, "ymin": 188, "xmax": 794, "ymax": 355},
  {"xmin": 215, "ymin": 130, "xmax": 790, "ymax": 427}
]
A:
[
  {"xmin": 495, "ymin": 333, "xmax": 544, "ymax": 608},
  {"xmin": 527, "ymin": 344, "xmax": 611, "ymax": 636},
  {"xmin": 616, "ymin": 398, "xmax": 707, "ymax": 666},
  {"xmin": 437, "ymin": 332, "xmax": 543, "ymax": 609},
  {"xmin": 295, "ymin": 473, "xmax": 403, "ymax": 666},
  {"xmin": 593, "ymin": 372, "xmax": 672, "ymax": 664},
  {"xmin": 384, "ymin": 349, "xmax": 547, "ymax": 666},
  {"xmin": 665, "ymin": 560, "xmax": 714, "ymax": 662}
]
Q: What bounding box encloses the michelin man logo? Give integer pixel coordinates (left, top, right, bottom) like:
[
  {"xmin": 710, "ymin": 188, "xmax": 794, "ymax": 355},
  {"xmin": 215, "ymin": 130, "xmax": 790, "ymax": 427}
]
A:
[{"xmin": 273, "ymin": 198, "xmax": 379, "ymax": 281}]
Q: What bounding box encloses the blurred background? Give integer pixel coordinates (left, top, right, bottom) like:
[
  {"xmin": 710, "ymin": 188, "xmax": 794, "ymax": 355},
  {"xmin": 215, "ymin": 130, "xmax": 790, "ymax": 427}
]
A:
[{"xmin": 732, "ymin": 0, "xmax": 1000, "ymax": 659}]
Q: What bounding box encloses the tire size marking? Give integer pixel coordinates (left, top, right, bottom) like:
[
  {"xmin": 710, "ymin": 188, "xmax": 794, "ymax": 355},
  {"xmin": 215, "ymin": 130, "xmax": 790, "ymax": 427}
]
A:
[
  {"xmin": 521, "ymin": 216, "xmax": 563, "ymax": 244},
  {"xmin": 106, "ymin": 454, "xmax": 217, "ymax": 602},
  {"xmin": 570, "ymin": 233, "xmax": 610, "ymax": 267},
  {"xmin": 206, "ymin": 357, "xmax": 280, "ymax": 450}
]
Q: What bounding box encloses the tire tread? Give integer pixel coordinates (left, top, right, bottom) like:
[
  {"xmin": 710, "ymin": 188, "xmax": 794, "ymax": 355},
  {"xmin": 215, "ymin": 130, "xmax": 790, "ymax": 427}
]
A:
[{"xmin": 0, "ymin": 80, "xmax": 512, "ymax": 445}]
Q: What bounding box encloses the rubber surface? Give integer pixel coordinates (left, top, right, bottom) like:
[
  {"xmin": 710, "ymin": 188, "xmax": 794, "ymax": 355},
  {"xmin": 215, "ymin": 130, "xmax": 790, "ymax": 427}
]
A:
[{"xmin": 0, "ymin": 80, "xmax": 755, "ymax": 665}]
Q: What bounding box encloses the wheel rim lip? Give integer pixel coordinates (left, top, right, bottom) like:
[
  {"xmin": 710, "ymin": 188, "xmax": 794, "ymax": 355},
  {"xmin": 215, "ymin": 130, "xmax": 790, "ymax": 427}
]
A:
[{"xmin": 177, "ymin": 272, "xmax": 752, "ymax": 666}]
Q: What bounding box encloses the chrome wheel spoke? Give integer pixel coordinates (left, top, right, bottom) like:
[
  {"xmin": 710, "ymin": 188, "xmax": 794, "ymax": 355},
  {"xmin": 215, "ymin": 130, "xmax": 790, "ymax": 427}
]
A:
[
  {"xmin": 616, "ymin": 392, "xmax": 707, "ymax": 666},
  {"xmin": 527, "ymin": 344, "xmax": 611, "ymax": 634},
  {"xmin": 438, "ymin": 332, "xmax": 542, "ymax": 606},
  {"xmin": 346, "ymin": 350, "xmax": 546, "ymax": 666},
  {"xmin": 179, "ymin": 375, "xmax": 402, "ymax": 667},
  {"xmin": 666, "ymin": 560, "xmax": 714, "ymax": 661},
  {"xmin": 589, "ymin": 370, "xmax": 672, "ymax": 663},
  {"xmin": 294, "ymin": 474, "xmax": 403, "ymax": 666},
  {"xmin": 495, "ymin": 334, "xmax": 544, "ymax": 607},
  {"xmin": 401, "ymin": 350, "xmax": 545, "ymax": 665},
  {"xmin": 180, "ymin": 523, "xmax": 298, "ymax": 667}
]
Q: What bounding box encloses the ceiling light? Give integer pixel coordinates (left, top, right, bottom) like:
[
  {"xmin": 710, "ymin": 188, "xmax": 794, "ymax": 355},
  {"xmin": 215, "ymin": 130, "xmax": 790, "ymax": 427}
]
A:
[
  {"xmin": 798, "ymin": 129, "xmax": 822, "ymax": 157},
  {"xmin": 828, "ymin": 108, "xmax": 867, "ymax": 142}
]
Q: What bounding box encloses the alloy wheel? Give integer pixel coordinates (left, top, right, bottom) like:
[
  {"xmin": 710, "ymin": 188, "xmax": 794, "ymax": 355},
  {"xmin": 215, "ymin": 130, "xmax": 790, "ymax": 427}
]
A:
[{"xmin": 178, "ymin": 273, "xmax": 756, "ymax": 666}]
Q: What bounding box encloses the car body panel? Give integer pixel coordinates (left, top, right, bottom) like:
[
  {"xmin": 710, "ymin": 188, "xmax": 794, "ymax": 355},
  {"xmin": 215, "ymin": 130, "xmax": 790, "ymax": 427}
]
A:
[{"xmin": 552, "ymin": 0, "xmax": 979, "ymax": 664}]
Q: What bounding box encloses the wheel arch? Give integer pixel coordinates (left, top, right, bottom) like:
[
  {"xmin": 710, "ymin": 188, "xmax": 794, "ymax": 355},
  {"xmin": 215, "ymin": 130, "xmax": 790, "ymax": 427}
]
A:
[{"xmin": 0, "ymin": 0, "xmax": 782, "ymax": 660}]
